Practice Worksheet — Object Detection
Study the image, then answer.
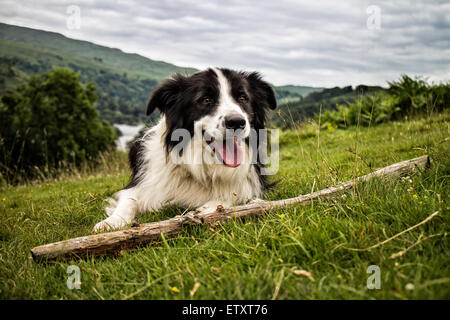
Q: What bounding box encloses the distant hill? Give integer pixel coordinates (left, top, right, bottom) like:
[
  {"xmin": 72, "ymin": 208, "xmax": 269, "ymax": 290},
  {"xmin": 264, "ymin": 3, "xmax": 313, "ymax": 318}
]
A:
[
  {"xmin": 273, "ymin": 85, "xmax": 325, "ymax": 107},
  {"xmin": 277, "ymin": 85, "xmax": 325, "ymax": 97},
  {"xmin": 271, "ymin": 85, "xmax": 386, "ymax": 128},
  {"xmin": 0, "ymin": 23, "xmax": 196, "ymax": 81},
  {"xmin": 0, "ymin": 23, "xmax": 324, "ymax": 125}
]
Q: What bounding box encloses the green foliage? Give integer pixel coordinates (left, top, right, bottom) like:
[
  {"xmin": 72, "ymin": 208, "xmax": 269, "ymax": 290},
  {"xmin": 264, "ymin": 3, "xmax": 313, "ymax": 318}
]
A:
[
  {"xmin": 321, "ymin": 93, "xmax": 400, "ymax": 128},
  {"xmin": 388, "ymin": 75, "xmax": 450, "ymax": 116},
  {"xmin": 272, "ymin": 85, "xmax": 385, "ymax": 128},
  {"xmin": 0, "ymin": 68, "xmax": 117, "ymax": 182},
  {"xmin": 320, "ymin": 75, "xmax": 449, "ymax": 129}
]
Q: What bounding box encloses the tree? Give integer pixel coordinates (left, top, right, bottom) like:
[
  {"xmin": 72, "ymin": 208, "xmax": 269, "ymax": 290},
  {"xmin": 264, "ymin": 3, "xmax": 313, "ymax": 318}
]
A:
[{"xmin": 0, "ymin": 68, "xmax": 117, "ymax": 182}]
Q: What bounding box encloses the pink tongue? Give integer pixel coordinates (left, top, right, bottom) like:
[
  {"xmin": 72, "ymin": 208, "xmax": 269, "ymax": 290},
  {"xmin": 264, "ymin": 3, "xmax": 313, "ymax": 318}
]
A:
[{"xmin": 211, "ymin": 139, "xmax": 243, "ymax": 167}]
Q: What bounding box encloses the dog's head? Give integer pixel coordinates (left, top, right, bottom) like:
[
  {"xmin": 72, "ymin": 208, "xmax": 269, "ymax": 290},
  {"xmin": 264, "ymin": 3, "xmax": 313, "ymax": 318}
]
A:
[{"xmin": 146, "ymin": 68, "xmax": 276, "ymax": 168}]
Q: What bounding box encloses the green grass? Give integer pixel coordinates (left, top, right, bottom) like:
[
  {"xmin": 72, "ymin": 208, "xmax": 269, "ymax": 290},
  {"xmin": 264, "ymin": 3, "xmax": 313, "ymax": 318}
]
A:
[{"xmin": 0, "ymin": 113, "xmax": 449, "ymax": 299}]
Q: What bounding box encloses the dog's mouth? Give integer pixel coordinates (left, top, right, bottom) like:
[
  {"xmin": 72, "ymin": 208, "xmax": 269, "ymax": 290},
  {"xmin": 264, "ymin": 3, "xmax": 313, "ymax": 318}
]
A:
[{"xmin": 205, "ymin": 135, "xmax": 243, "ymax": 168}]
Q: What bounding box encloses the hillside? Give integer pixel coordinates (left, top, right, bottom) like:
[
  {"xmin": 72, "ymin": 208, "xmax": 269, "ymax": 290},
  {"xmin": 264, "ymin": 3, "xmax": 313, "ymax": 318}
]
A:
[
  {"xmin": 0, "ymin": 23, "xmax": 199, "ymax": 124},
  {"xmin": 0, "ymin": 23, "xmax": 314, "ymax": 125},
  {"xmin": 0, "ymin": 38, "xmax": 163, "ymax": 124},
  {"xmin": 271, "ymin": 84, "xmax": 386, "ymax": 128},
  {"xmin": 0, "ymin": 23, "xmax": 197, "ymax": 81}
]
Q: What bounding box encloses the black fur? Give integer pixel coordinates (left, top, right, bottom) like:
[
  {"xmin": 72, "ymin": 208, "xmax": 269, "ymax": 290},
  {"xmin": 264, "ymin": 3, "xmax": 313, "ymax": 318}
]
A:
[
  {"xmin": 141, "ymin": 68, "xmax": 277, "ymax": 193},
  {"xmin": 146, "ymin": 69, "xmax": 220, "ymax": 154},
  {"xmin": 221, "ymin": 69, "xmax": 277, "ymax": 191},
  {"xmin": 125, "ymin": 138, "xmax": 145, "ymax": 189}
]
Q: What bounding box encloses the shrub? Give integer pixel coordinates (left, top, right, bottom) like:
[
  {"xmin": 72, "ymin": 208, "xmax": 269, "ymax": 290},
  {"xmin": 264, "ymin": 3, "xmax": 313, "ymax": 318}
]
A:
[
  {"xmin": 0, "ymin": 68, "xmax": 117, "ymax": 183},
  {"xmin": 321, "ymin": 75, "xmax": 449, "ymax": 129}
]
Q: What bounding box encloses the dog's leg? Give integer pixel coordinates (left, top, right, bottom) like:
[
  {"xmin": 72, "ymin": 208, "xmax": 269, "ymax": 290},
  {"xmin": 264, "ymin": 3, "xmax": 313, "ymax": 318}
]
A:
[{"xmin": 93, "ymin": 188, "xmax": 138, "ymax": 232}]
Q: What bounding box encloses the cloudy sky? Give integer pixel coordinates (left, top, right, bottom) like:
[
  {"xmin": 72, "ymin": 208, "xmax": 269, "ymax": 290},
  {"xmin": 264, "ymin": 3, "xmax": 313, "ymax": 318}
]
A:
[{"xmin": 0, "ymin": 0, "xmax": 449, "ymax": 87}]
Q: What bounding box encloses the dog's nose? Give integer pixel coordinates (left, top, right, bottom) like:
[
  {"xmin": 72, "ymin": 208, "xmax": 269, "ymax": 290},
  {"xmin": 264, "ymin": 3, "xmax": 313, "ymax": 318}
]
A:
[{"xmin": 225, "ymin": 114, "xmax": 246, "ymax": 130}]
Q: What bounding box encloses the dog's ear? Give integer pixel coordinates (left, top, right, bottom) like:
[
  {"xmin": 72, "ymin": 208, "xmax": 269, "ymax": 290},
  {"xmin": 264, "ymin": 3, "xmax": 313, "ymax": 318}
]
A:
[
  {"xmin": 146, "ymin": 74, "xmax": 184, "ymax": 116},
  {"xmin": 247, "ymin": 72, "xmax": 277, "ymax": 110}
]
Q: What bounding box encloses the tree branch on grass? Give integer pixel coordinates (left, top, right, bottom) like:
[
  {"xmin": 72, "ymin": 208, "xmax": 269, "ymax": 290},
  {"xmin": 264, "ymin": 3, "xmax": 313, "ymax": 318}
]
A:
[{"xmin": 30, "ymin": 155, "xmax": 430, "ymax": 262}]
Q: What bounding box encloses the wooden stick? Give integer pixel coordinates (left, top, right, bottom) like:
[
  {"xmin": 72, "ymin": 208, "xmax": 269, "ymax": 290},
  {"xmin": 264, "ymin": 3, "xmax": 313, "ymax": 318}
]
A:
[{"xmin": 30, "ymin": 155, "xmax": 430, "ymax": 262}]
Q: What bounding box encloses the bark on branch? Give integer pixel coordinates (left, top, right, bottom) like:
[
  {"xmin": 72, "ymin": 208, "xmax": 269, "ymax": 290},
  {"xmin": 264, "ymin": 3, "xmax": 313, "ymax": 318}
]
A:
[{"xmin": 30, "ymin": 155, "xmax": 430, "ymax": 262}]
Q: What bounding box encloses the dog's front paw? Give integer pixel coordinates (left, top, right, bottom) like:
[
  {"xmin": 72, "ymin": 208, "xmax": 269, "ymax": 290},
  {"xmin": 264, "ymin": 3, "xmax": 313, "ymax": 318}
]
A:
[
  {"xmin": 93, "ymin": 215, "xmax": 130, "ymax": 232},
  {"xmin": 195, "ymin": 204, "xmax": 217, "ymax": 215}
]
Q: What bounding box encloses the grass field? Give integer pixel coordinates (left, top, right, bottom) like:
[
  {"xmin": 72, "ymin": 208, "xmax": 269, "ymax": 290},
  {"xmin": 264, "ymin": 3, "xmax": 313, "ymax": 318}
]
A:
[{"xmin": 0, "ymin": 112, "xmax": 449, "ymax": 299}]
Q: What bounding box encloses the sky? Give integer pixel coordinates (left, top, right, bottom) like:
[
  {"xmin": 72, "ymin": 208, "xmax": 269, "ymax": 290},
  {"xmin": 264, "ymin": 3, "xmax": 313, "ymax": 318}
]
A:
[{"xmin": 0, "ymin": 0, "xmax": 449, "ymax": 87}]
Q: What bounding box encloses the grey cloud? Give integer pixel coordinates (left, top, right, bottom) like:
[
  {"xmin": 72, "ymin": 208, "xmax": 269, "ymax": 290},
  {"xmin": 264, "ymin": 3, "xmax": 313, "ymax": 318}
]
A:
[{"xmin": 0, "ymin": 0, "xmax": 448, "ymax": 87}]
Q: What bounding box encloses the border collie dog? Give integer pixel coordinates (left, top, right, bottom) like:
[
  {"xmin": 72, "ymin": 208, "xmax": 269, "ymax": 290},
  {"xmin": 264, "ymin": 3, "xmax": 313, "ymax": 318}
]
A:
[{"xmin": 94, "ymin": 68, "xmax": 277, "ymax": 231}]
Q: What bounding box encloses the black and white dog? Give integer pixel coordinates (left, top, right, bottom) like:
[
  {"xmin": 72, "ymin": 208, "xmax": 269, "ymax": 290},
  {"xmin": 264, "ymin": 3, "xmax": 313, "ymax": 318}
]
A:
[{"xmin": 94, "ymin": 68, "xmax": 277, "ymax": 231}]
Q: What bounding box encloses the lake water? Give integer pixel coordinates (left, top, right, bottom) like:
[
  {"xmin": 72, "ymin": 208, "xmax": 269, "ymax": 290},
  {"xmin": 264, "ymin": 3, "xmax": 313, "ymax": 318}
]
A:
[{"xmin": 114, "ymin": 124, "xmax": 145, "ymax": 151}]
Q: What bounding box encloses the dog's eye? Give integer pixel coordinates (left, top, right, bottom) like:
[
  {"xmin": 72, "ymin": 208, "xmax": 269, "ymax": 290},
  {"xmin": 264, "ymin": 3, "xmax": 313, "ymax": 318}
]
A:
[
  {"xmin": 238, "ymin": 95, "xmax": 248, "ymax": 103},
  {"xmin": 201, "ymin": 97, "xmax": 212, "ymax": 105}
]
